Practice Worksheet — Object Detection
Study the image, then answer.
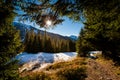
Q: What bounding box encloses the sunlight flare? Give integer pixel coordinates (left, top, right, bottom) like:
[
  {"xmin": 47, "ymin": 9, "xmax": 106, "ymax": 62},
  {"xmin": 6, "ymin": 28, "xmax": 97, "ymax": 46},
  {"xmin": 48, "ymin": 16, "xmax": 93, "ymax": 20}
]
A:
[{"xmin": 46, "ymin": 20, "xmax": 52, "ymax": 26}]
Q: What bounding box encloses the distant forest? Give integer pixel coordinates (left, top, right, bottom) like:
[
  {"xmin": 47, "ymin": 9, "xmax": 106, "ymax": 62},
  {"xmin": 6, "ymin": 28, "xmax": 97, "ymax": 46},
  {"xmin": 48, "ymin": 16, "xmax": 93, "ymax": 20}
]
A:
[{"xmin": 24, "ymin": 29, "xmax": 76, "ymax": 53}]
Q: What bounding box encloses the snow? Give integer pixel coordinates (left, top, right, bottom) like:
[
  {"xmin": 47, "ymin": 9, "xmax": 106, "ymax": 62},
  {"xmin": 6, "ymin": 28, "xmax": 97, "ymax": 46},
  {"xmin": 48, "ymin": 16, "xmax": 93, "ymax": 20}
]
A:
[
  {"xmin": 69, "ymin": 35, "xmax": 78, "ymax": 40},
  {"xmin": 89, "ymin": 51, "xmax": 102, "ymax": 54},
  {"xmin": 15, "ymin": 52, "xmax": 77, "ymax": 73},
  {"xmin": 16, "ymin": 52, "xmax": 77, "ymax": 64},
  {"xmin": 88, "ymin": 51, "xmax": 102, "ymax": 59}
]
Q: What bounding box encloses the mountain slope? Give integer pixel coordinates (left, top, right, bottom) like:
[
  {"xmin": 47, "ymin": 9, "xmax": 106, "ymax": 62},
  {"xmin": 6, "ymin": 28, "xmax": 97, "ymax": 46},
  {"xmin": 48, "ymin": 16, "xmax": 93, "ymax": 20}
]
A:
[{"xmin": 13, "ymin": 22, "xmax": 77, "ymax": 41}]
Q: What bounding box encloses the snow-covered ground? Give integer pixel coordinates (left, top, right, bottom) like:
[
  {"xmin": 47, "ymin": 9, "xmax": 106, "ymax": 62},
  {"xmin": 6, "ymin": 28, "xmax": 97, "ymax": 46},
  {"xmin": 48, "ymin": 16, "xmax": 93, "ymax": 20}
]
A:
[{"xmin": 15, "ymin": 52, "xmax": 77, "ymax": 73}]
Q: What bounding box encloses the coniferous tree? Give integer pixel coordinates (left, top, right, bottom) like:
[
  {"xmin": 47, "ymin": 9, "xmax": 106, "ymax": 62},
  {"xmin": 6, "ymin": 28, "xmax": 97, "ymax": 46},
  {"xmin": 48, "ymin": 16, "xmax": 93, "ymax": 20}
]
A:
[
  {"xmin": 29, "ymin": 29, "xmax": 36, "ymax": 52},
  {"xmin": 24, "ymin": 30, "xmax": 30, "ymax": 52},
  {"xmin": 76, "ymin": 28, "xmax": 95, "ymax": 57},
  {"xmin": 32, "ymin": 35, "xmax": 38, "ymax": 53},
  {"xmin": 0, "ymin": 0, "xmax": 22, "ymax": 79},
  {"xmin": 23, "ymin": 30, "xmax": 76, "ymax": 53},
  {"xmin": 45, "ymin": 38, "xmax": 53, "ymax": 52},
  {"xmin": 69, "ymin": 40, "xmax": 76, "ymax": 52},
  {"xmin": 24, "ymin": 30, "xmax": 32, "ymax": 52},
  {"xmin": 36, "ymin": 32, "xmax": 43, "ymax": 52},
  {"xmin": 76, "ymin": 0, "xmax": 120, "ymax": 61}
]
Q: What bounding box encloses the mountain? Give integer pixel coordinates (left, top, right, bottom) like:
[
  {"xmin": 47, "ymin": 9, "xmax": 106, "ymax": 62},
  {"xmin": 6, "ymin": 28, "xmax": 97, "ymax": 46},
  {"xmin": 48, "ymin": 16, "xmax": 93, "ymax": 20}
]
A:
[
  {"xmin": 13, "ymin": 22, "xmax": 77, "ymax": 41},
  {"xmin": 13, "ymin": 22, "xmax": 44, "ymax": 40},
  {"xmin": 69, "ymin": 35, "xmax": 78, "ymax": 41}
]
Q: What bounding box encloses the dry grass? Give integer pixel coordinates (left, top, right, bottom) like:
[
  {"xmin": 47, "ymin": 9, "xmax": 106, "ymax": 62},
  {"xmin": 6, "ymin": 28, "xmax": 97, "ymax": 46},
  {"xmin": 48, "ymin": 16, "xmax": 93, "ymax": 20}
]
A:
[
  {"xmin": 45, "ymin": 57, "xmax": 87, "ymax": 70},
  {"xmin": 96, "ymin": 57, "xmax": 120, "ymax": 77},
  {"xmin": 21, "ymin": 57, "xmax": 87, "ymax": 80},
  {"xmin": 19, "ymin": 56, "xmax": 120, "ymax": 80},
  {"xmin": 86, "ymin": 57, "xmax": 120, "ymax": 80}
]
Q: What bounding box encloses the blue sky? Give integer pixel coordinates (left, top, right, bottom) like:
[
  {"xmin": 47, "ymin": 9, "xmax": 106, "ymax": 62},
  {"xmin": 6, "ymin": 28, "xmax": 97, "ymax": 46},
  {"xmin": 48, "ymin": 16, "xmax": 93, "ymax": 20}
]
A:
[
  {"xmin": 46, "ymin": 17, "xmax": 84, "ymax": 36},
  {"xmin": 19, "ymin": 17, "xmax": 84, "ymax": 37},
  {"xmin": 14, "ymin": 2, "xmax": 84, "ymax": 37},
  {"xmin": 14, "ymin": 8, "xmax": 84, "ymax": 37}
]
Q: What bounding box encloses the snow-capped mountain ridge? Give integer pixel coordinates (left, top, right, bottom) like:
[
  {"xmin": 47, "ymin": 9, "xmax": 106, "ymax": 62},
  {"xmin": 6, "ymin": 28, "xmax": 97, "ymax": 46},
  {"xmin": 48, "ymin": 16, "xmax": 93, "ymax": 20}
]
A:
[{"xmin": 69, "ymin": 35, "xmax": 78, "ymax": 41}]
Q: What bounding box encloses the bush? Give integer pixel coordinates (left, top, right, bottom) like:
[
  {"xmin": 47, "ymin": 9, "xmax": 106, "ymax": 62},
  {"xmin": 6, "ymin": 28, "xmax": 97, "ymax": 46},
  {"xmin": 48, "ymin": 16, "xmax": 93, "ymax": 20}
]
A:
[
  {"xmin": 28, "ymin": 72, "xmax": 51, "ymax": 80},
  {"xmin": 46, "ymin": 62, "xmax": 72, "ymax": 70},
  {"xmin": 56, "ymin": 66, "xmax": 87, "ymax": 80},
  {"xmin": 46, "ymin": 58, "xmax": 87, "ymax": 70}
]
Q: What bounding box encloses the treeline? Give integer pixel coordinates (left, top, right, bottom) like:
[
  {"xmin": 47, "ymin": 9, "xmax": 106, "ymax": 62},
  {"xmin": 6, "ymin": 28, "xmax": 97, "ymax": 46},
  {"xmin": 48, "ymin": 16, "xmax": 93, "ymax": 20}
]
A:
[{"xmin": 24, "ymin": 29, "xmax": 76, "ymax": 53}]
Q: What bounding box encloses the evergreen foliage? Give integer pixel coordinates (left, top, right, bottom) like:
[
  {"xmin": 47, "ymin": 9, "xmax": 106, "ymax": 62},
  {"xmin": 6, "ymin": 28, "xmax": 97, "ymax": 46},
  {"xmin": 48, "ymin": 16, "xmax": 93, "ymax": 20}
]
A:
[
  {"xmin": 76, "ymin": 0, "xmax": 120, "ymax": 62},
  {"xmin": 14, "ymin": 0, "xmax": 82, "ymax": 28},
  {"xmin": 23, "ymin": 30, "xmax": 76, "ymax": 53},
  {"xmin": 0, "ymin": 0, "xmax": 22, "ymax": 79}
]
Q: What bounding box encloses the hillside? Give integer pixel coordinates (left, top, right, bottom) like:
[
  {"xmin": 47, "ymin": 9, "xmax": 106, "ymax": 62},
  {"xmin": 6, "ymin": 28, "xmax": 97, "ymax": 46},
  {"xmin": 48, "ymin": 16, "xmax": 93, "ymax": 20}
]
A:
[
  {"xmin": 17, "ymin": 54, "xmax": 87, "ymax": 80},
  {"xmin": 16, "ymin": 53, "xmax": 120, "ymax": 80},
  {"xmin": 15, "ymin": 52, "xmax": 77, "ymax": 73},
  {"xmin": 13, "ymin": 22, "xmax": 76, "ymax": 53},
  {"xmin": 13, "ymin": 22, "xmax": 77, "ymax": 41}
]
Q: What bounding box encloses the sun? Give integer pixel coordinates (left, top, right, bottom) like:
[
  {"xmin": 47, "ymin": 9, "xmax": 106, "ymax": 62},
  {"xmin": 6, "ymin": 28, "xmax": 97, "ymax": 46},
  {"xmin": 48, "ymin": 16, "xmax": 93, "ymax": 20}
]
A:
[{"xmin": 46, "ymin": 20, "xmax": 52, "ymax": 26}]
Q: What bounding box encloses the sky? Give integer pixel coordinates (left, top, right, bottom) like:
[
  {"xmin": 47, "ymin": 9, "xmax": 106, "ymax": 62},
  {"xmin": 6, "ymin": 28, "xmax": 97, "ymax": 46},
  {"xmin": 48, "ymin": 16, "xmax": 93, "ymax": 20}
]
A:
[
  {"xmin": 20, "ymin": 17, "xmax": 84, "ymax": 37},
  {"xmin": 14, "ymin": 2, "xmax": 84, "ymax": 37},
  {"xmin": 46, "ymin": 17, "xmax": 84, "ymax": 36}
]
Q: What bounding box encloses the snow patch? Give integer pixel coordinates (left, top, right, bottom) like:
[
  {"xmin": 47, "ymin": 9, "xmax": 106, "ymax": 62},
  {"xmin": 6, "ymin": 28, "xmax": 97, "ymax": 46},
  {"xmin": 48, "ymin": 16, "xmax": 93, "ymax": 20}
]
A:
[{"xmin": 16, "ymin": 52, "xmax": 77, "ymax": 73}]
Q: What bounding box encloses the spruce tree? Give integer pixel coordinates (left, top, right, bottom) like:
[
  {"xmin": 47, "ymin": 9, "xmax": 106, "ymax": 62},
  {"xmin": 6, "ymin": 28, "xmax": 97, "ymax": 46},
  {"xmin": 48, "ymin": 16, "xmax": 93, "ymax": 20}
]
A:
[
  {"xmin": 0, "ymin": 0, "xmax": 22, "ymax": 79},
  {"xmin": 38, "ymin": 33, "xmax": 44, "ymax": 52},
  {"xmin": 76, "ymin": 0, "xmax": 120, "ymax": 61}
]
